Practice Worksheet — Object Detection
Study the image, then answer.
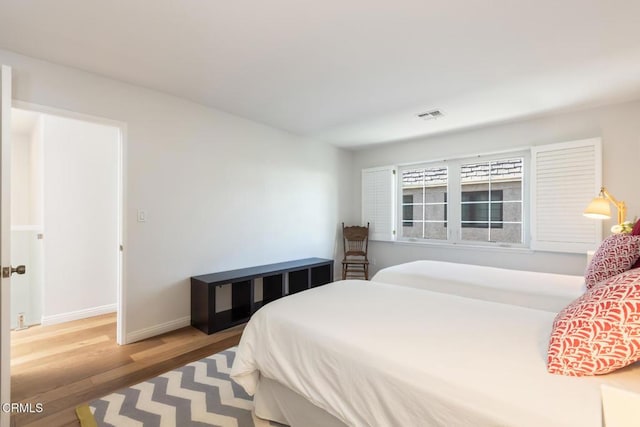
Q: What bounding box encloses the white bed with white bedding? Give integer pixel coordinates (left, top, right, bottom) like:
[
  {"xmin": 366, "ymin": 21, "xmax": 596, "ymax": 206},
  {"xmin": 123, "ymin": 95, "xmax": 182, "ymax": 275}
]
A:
[
  {"xmin": 231, "ymin": 262, "xmax": 640, "ymax": 427},
  {"xmin": 371, "ymin": 260, "xmax": 586, "ymax": 312}
]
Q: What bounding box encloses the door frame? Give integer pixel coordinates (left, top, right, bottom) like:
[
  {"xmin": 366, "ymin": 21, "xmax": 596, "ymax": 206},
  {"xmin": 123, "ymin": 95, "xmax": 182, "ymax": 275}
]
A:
[
  {"xmin": 1, "ymin": 63, "xmax": 12, "ymax": 427},
  {"xmin": 12, "ymin": 99, "xmax": 128, "ymax": 345}
]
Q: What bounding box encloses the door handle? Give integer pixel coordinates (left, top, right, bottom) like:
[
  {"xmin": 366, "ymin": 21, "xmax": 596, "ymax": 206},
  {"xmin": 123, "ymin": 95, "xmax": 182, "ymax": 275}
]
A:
[
  {"xmin": 12, "ymin": 265, "xmax": 26, "ymax": 275},
  {"xmin": 1, "ymin": 265, "xmax": 26, "ymax": 278}
]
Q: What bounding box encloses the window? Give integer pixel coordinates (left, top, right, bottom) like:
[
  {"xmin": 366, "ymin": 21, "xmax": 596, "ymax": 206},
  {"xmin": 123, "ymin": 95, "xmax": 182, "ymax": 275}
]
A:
[
  {"xmin": 362, "ymin": 138, "xmax": 601, "ymax": 252},
  {"xmin": 459, "ymin": 158, "xmax": 523, "ymax": 244},
  {"xmin": 398, "ymin": 155, "xmax": 525, "ymax": 245},
  {"xmin": 400, "ymin": 166, "xmax": 448, "ymax": 240}
]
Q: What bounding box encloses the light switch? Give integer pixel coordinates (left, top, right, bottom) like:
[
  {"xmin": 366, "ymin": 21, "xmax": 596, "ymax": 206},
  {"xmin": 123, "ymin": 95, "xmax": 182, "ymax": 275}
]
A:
[{"xmin": 137, "ymin": 210, "xmax": 147, "ymax": 222}]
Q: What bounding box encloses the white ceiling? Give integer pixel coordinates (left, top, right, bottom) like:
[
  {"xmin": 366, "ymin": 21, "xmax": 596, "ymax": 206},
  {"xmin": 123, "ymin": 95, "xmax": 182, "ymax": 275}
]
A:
[{"xmin": 1, "ymin": 1, "xmax": 639, "ymax": 148}]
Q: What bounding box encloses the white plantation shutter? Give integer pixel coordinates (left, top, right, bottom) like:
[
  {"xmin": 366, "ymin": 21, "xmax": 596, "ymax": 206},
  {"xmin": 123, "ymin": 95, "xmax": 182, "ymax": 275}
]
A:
[
  {"xmin": 531, "ymin": 138, "xmax": 602, "ymax": 253},
  {"xmin": 362, "ymin": 166, "xmax": 396, "ymax": 241}
]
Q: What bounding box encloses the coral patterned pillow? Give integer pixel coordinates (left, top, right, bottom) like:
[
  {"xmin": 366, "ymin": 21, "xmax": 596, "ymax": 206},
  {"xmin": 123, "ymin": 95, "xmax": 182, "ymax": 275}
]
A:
[
  {"xmin": 547, "ymin": 269, "xmax": 640, "ymax": 376},
  {"xmin": 584, "ymin": 234, "xmax": 640, "ymax": 289}
]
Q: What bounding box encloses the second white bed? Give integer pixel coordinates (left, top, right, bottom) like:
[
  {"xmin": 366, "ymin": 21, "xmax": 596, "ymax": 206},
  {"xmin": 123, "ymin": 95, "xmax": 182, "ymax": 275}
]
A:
[{"xmin": 372, "ymin": 260, "xmax": 586, "ymax": 312}]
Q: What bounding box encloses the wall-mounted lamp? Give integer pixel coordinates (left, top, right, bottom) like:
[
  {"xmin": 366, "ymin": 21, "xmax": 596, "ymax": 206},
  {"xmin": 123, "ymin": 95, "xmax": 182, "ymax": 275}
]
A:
[{"xmin": 583, "ymin": 187, "xmax": 627, "ymax": 225}]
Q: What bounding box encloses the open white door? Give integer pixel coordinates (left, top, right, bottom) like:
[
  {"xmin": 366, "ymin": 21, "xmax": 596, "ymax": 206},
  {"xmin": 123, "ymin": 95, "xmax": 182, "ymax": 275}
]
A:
[{"xmin": 0, "ymin": 64, "xmax": 12, "ymax": 426}]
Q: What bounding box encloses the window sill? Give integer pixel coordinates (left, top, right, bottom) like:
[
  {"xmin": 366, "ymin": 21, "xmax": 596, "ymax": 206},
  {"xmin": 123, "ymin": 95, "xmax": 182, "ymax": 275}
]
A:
[{"xmin": 374, "ymin": 239, "xmax": 534, "ymax": 254}]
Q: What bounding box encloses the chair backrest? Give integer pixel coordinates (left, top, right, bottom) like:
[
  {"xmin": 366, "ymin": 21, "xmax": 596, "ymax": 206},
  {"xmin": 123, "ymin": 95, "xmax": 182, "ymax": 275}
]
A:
[{"xmin": 342, "ymin": 222, "xmax": 369, "ymax": 259}]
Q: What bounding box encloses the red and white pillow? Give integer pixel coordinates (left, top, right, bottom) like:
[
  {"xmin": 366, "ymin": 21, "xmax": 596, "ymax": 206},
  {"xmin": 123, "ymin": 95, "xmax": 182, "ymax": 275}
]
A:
[
  {"xmin": 584, "ymin": 234, "xmax": 640, "ymax": 289},
  {"xmin": 547, "ymin": 269, "xmax": 640, "ymax": 376}
]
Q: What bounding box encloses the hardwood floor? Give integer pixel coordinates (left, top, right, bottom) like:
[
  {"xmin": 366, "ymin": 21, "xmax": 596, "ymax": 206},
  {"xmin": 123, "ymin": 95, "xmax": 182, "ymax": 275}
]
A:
[{"xmin": 10, "ymin": 313, "xmax": 243, "ymax": 427}]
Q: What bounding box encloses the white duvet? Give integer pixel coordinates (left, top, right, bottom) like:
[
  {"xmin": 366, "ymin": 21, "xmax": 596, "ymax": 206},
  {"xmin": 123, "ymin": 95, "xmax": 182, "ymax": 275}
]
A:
[
  {"xmin": 231, "ymin": 280, "xmax": 640, "ymax": 427},
  {"xmin": 372, "ymin": 260, "xmax": 586, "ymax": 312}
]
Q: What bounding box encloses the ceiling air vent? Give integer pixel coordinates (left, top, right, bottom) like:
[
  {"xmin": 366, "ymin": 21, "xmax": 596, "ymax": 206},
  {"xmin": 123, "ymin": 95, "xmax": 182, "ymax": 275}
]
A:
[{"xmin": 417, "ymin": 109, "xmax": 444, "ymax": 120}]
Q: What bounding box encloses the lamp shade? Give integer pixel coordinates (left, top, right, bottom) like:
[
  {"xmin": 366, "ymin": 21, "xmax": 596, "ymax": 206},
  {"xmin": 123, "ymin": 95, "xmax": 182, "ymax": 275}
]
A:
[{"xmin": 584, "ymin": 196, "xmax": 611, "ymax": 219}]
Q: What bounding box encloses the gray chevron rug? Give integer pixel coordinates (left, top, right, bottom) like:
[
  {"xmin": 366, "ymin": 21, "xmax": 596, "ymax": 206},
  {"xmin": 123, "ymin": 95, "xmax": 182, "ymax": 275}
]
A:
[{"xmin": 76, "ymin": 346, "xmax": 281, "ymax": 427}]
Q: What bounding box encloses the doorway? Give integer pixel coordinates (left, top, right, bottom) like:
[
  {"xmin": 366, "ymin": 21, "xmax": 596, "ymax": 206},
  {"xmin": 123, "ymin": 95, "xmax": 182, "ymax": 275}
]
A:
[{"xmin": 9, "ymin": 106, "xmax": 124, "ymax": 340}]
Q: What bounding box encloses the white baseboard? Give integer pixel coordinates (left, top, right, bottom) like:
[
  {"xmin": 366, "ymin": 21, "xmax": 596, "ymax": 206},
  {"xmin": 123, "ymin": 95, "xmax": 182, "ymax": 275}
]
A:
[
  {"xmin": 41, "ymin": 303, "xmax": 117, "ymax": 326},
  {"xmin": 126, "ymin": 316, "xmax": 191, "ymax": 344}
]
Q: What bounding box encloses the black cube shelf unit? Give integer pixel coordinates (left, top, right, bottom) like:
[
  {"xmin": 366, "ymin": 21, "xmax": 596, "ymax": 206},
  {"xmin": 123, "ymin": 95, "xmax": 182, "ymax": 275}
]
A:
[{"xmin": 191, "ymin": 257, "xmax": 333, "ymax": 334}]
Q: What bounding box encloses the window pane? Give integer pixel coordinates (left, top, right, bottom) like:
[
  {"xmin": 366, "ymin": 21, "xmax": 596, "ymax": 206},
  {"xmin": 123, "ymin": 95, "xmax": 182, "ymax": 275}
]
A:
[
  {"xmin": 402, "ymin": 221, "xmax": 447, "ymax": 239},
  {"xmin": 502, "ymin": 201, "xmax": 522, "ymax": 222},
  {"xmin": 401, "ymin": 166, "xmax": 447, "ymax": 240},
  {"xmin": 423, "ymin": 222, "xmax": 447, "ymax": 240},
  {"xmin": 402, "ymin": 222, "xmax": 424, "ymax": 238},
  {"xmin": 462, "ymin": 191, "xmax": 489, "ymax": 202},
  {"xmin": 461, "ymin": 162, "xmax": 490, "ymax": 184},
  {"xmin": 498, "ymin": 180, "xmax": 522, "ymax": 202},
  {"xmin": 402, "ymin": 194, "xmax": 414, "ymax": 226},
  {"xmin": 461, "ymin": 226, "xmax": 489, "ymax": 242},
  {"xmin": 459, "ymin": 158, "xmax": 523, "ymax": 244},
  {"xmin": 460, "ymin": 191, "xmax": 502, "ymax": 228},
  {"xmin": 490, "ymin": 202, "xmax": 503, "ymax": 223},
  {"xmin": 491, "ymin": 158, "xmax": 523, "ymax": 183},
  {"xmin": 425, "ymin": 204, "xmax": 446, "ymax": 219},
  {"xmin": 402, "ymin": 168, "xmax": 425, "ymax": 186},
  {"xmin": 424, "ymin": 186, "xmax": 446, "ymax": 203},
  {"xmin": 488, "ymin": 223, "xmax": 522, "ymax": 244}
]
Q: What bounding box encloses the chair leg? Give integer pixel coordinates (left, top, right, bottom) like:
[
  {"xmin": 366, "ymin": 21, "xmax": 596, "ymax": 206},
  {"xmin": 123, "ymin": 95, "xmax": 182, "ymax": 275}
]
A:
[{"xmin": 343, "ymin": 263, "xmax": 370, "ymax": 280}]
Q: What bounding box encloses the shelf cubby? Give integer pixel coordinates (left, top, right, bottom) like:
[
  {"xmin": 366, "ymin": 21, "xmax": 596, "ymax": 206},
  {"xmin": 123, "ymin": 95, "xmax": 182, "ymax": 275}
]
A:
[
  {"xmin": 288, "ymin": 269, "xmax": 309, "ymax": 294},
  {"xmin": 262, "ymin": 274, "xmax": 285, "ymax": 304},
  {"xmin": 311, "ymin": 264, "xmax": 332, "ymax": 287},
  {"xmin": 191, "ymin": 258, "xmax": 333, "ymax": 334}
]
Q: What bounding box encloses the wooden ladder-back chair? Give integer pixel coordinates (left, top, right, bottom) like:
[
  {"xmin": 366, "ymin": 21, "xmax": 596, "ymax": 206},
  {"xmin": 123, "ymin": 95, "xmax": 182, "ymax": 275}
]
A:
[{"xmin": 341, "ymin": 222, "xmax": 370, "ymax": 280}]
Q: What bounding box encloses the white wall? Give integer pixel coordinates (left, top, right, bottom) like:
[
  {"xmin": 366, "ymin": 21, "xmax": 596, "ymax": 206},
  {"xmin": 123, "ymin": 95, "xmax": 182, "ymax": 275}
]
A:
[
  {"xmin": 10, "ymin": 132, "xmax": 32, "ymax": 328},
  {"xmin": 29, "ymin": 116, "xmax": 43, "ymax": 227},
  {"xmin": 41, "ymin": 114, "xmax": 119, "ymax": 322},
  {"xmin": 28, "ymin": 116, "xmax": 44, "ymax": 325},
  {"xmin": 0, "ymin": 49, "xmax": 354, "ymax": 341},
  {"xmin": 10, "ymin": 133, "xmax": 30, "ymax": 225},
  {"xmin": 353, "ymin": 100, "xmax": 640, "ymax": 276}
]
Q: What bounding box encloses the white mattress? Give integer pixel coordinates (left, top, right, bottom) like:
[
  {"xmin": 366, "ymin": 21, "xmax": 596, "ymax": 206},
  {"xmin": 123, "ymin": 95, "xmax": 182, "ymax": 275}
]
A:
[
  {"xmin": 231, "ymin": 280, "xmax": 640, "ymax": 427},
  {"xmin": 372, "ymin": 260, "xmax": 586, "ymax": 312}
]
